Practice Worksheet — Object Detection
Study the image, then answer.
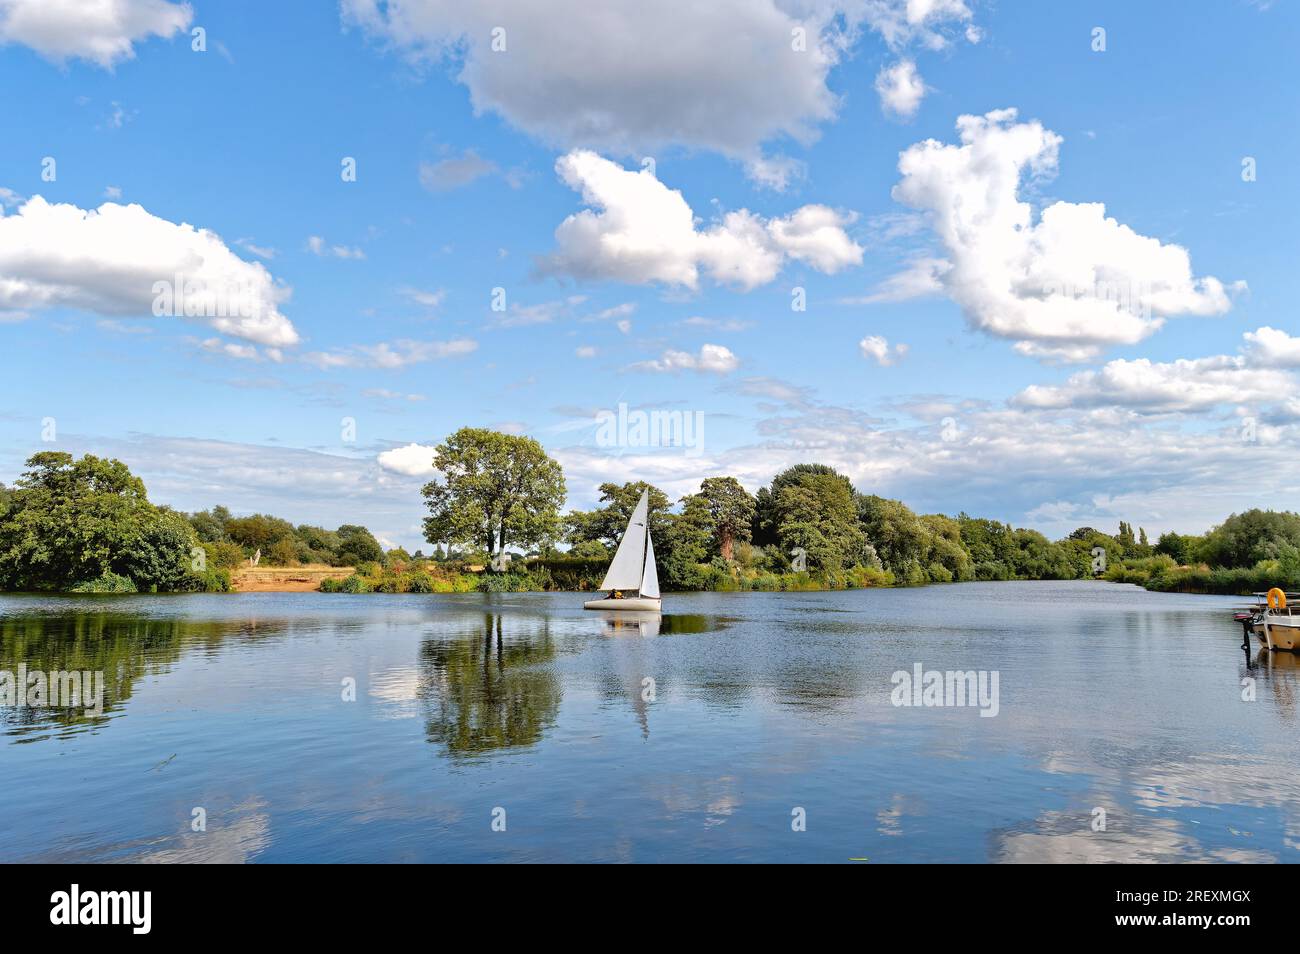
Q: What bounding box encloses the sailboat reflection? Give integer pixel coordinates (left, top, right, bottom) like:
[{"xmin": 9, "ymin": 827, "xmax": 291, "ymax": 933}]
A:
[
  {"xmin": 595, "ymin": 610, "xmax": 661, "ymax": 639},
  {"xmin": 590, "ymin": 613, "xmax": 731, "ymax": 737},
  {"xmin": 594, "ymin": 612, "xmax": 729, "ymax": 639}
]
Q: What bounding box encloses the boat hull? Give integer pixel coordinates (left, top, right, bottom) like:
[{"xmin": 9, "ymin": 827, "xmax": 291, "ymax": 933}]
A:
[
  {"xmin": 583, "ymin": 597, "xmax": 662, "ymax": 612},
  {"xmin": 1257, "ymin": 621, "xmax": 1300, "ymax": 651}
]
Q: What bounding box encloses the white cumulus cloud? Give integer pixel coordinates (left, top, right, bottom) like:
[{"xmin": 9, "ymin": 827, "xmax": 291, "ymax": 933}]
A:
[
  {"xmin": 377, "ymin": 443, "xmax": 438, "ymax": 477},
  {"xmin": 1243, "ymin": 326, "xmax": 1300, "ymax": 368},
  {"xmin": 544, "ymin": 150, "xmax": 861, "ymax": 290},
  {"xmin": 0, "ymin": 194, "xmax": 299, "ymax": 346},
  {"xmin": 0, "ymin": 0, "xmax": 192, "ymax": 67},
  {"xmin": 864, "ymin": 0, "xmax": 977, "ymax": 50},
  {"xmin": 1012, "ymin": 328, "xmax": 1300, "ymax": 414},
  {"xmin": 888, "ymin": 108, "xmax": 1241, "ymax": 361},
  {"xmin": 342, "ymin": 0, "xmax": 856, "ymax": 188},
  {"xmin": 875, "ymin": 59, "xmax": 927, "ymax": 119},
  {"xmin": 632, "ymin": 343, "xmax": 739, "ymax": 375},
  {"xmin": 859, "ymin": 334, "xmax": 909, "ymax": 366}
]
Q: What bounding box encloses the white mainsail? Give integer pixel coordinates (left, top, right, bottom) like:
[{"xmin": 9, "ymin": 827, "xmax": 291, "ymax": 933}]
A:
[{"xmin": 598, "ymin": 488, "xmax": 655, "ymax": 595}]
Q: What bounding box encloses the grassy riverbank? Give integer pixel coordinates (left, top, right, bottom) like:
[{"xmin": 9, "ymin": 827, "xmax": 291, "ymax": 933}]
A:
[
  {"xmin": 1102, "ymin": 555, "xmax": 1293, "ymax": 596},
  {"xmin": 319, "ymin": 557, "xmax": 897, "ymax": 594}
]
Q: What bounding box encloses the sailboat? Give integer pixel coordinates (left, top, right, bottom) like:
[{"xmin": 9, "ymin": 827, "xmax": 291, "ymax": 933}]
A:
[{"xmin": 583, "ymin": 488, "xmax": 662, "ymax": 611}]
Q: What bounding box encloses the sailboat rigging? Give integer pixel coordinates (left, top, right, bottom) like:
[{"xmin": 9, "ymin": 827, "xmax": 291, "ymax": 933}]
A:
[{"xmin": 583, "ymin": 488, "xmax": 662, "ymax": 611}]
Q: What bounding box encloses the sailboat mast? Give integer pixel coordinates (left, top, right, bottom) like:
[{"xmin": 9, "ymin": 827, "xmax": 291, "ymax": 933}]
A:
[{"xmin": 640, "ymin": 517, "xmax": 649, "ymax": 596}]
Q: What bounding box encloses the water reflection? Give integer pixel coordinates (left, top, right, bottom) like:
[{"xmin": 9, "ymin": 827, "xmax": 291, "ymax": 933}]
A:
[
  {"xmin": 417, "ymin": 612, "xmax": 562, "ymax": 760},
  {"xmin": 1243, "ymin": 646, "xmax": 1300, "ymax": 723},
  {"xmin": 595, "ymin": 611, "xmax": 731, "ymax": 638},
  {"xmin": 0, "ymin": 609, "xmax": 299, "ymax": 739},
  {"xmin": 2, "ymin": 585, "xmax": 1298, "ymax": 862}
]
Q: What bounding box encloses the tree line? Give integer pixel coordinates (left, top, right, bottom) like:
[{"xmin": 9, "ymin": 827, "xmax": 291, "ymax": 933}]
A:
[
  {"xmin": 0, "ymin": 452, "xmax": 384, "ymax": 593},
  {"xmin": 3, "ymin": 437, "xmax": 1298, "ymax": 595},
  {"xmin": 418, "ymin": 427, "xmax": 1300, "ymax": 594}
]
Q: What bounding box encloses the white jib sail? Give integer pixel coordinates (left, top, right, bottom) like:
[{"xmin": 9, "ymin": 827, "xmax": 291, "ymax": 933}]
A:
[
  {"xmin": 640, "ymin": 532, "xmax": 660, "ymax": 599},
  {"xmin": 598, "ymin": 489, "xmax": 649, "ymax": 592}
]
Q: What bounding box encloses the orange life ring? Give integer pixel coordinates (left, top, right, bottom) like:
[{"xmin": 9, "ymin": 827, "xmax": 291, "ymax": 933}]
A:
[{"xmin": 1267, "ymin": 587, "xmax": 1287, "ymax": 611}]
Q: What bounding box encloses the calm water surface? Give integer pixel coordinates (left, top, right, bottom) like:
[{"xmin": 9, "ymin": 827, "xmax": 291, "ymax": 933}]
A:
[{"xmin": 1, "ymin": 581, "xmax": 1295, "ymax": 863}]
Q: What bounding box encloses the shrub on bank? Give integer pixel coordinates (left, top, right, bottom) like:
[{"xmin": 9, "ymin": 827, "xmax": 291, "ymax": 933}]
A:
[
  {"xmin": 320, "ymin": 563, "xmax": 479, "ymax": 594},
  {"xmin": 190, "ymin": 568, "xmax": 232, "ymax": 592},
  {"xmin": 1125, "ymin": 557, "xmax": 1295, "ymax": 595},
  {"xmin": 68, "ymin": 571, "xmax": 138, "ymax": 594},
  {"xmin": 320, "ymin": 573, "xmax": 372, "ymax": 594}
]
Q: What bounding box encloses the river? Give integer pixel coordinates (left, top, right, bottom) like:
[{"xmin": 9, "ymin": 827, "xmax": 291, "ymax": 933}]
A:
[{"xmin": 1, "ymin": 581, "xmax": 1295, "ymax": 862}]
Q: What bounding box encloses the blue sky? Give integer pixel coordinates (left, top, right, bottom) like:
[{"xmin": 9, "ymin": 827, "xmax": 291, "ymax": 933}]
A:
[{"xmin": 0, "ymin": 0, "xmax": 1296, "ymax": 550}]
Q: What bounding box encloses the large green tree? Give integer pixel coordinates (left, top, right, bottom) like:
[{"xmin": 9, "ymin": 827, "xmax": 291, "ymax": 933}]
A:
[
  {"xmin": 0, "ymin": 452, "xmax": 199, "ymax": 591},
  {"xmin": 682, "ymin": 477, "xmax": 755, "ymax": 561},
  {"xmin": 336, "ymin": 524, "xmax": 384, "ymax": 566},
  {"xmin": 422, "ymin": 428, "xmax": 566, "ymax": 557},
  {"xmin": 753, "ymin": 464, "xmax": 853, "ymax": 547},
  {"xmin": 224, "ymin": 513, "xmax": 296, "ymax": 552},
  {"xmin": 857, "ymin": 494, "xmax": 928, "ymax": 573},
  {"xmin": 773, "ymin": 471, "xmax": 864, "ymax": 571},
  {"xmin": 1198, "ymin": 509, "xmax": 1300, "ymax": 569}
]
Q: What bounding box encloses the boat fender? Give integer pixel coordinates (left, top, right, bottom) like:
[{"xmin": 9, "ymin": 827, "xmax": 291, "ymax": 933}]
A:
[{"xmin": 1267, "ymin": 587, "xmax": 1287, "ymax": 611}]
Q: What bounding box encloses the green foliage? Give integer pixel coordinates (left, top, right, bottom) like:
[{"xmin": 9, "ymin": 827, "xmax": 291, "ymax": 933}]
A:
[
  {"xmin": 926, "ymin": 562, "xmax": 954, "ymax": 583},
  {"xmin": 293, "ymin": 524, "xmax": 342, "ymax": 564},
  {"xmin": 528, "ymin": 557, "xmax": 606, "ymax": 590},
  {"xmin": 336, "ymin": 524, "xmax": 384, "ymax": 566},
  {"xmin": 11, "ymin": 445, "xmax": 1288, "ymax": 601},
  {"xmin": 320, "ymin": 573, "xmax": 374, "ymax": 594},
  {"xmin": 973, "ymin": 560, "xmax": 1012, "ymax": 581},
  {"xmin": 566, "ymin": 481, "xmax": 674, "ymax": 549},
  {"xmin": 859, "ymin": 495, "xmax": 928, "ymax": 573},
  {"xmin": 404, "ymin": 572, "xmax": 435, "ymax": 593},
  {"xmin": 566, "ymin": 538, "xmax": 609, "ymax": 560},
  {"xmin": 477, "ymin": 568, "xmax": 548, "ymax": 593},
  {"xmin": 203, "ymin": 540, "xmax": 245, "ymax": 569},
  {"xmin": 0, "ymin": 452, "xmax": 202, "ymax": 593},
  {"xmin": 1197, "ymin": 509, "xmax": 1300, "ymax": 569},
  {"xmin": 188, "ymin": 506, "xmax": 231, "ymax": 543},
  {"xmin": 225, "ymin": 513, "xmax": 296, "ymax": 551},
  {"xmin": 422, "ymin": 427, "xmax": 566, "ymax": 557},
  {"xmin": 186, "ymin": 507, "xmax": 378, "ymax": 569},
  {"xmin": 771, "ymin": 469, "xmax": 864, "ymax": 571},
  {"xmin": 1154, "ymin": 531, "xmax": 1198, "ymax": 565},
  {"xmin": 753, "ymin": 464, "xmax": 852, "ymax": 547},
  {"xmin": 267, "ymin": 536, "xmax": 300, "ymax": 567},
  {"xmin": 689, "ymin": 476, "xmax": 755, "ymax": 561},
  {"xmin": 189, "ymin": 568, "xmax": 232, "ymax": 593},
  {"xmin": 919, "ymin": 514, "xmax": 971, "ymax": 581},
  {"xmin": 320, "ymin": 563, "xmax": 478, "ymax": 594},
  {"xmin": 68, "ymin": 571, "xmax": 138, "ymax": 593},
  {"xmin": 1006, "ymin": 528, "xmax": 1077, "ymax": 580}
]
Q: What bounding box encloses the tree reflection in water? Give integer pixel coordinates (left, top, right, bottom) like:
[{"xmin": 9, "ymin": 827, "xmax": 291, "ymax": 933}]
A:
[
  {"xmin": 0, "ymin": 609, "xmax": 305, "ymax": 740},
  {"xmin": 417, "ymin": 612, "xmax": 562, "ymax": 759}
]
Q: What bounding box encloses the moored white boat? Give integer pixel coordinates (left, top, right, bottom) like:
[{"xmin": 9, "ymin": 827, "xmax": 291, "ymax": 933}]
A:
[
  {"xmin": 1235, "ymin": 589, "xmax": 1300, "ymax": 651},
  {"xmin": 583, "ymin": 488, "xmax": 661, "ymax": 612}
]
